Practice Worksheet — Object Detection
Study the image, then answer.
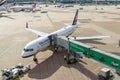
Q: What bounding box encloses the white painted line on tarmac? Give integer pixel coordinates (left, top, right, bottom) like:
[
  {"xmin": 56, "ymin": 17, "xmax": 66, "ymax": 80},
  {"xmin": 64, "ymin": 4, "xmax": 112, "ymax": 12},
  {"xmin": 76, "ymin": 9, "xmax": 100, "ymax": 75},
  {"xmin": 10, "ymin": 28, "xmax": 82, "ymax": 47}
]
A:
[{"xmin": 0, "ymin": 42, "xmax": 17, "ymax": 57}]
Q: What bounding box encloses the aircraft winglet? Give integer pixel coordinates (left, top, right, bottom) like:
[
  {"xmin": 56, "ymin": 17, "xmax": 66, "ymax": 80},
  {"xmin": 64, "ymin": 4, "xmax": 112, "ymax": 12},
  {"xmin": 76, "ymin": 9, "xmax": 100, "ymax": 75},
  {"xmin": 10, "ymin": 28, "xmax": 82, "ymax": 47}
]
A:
[{"xmin": 26, "ymin": 22, "xmax": 28, "ymax": 28}]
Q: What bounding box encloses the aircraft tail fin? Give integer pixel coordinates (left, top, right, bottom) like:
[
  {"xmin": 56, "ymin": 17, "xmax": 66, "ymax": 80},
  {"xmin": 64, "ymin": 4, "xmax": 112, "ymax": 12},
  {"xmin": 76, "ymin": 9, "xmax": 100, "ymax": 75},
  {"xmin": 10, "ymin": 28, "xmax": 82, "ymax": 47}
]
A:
[
  {"xmin": 72, "ymin": 9, "xmax": 79, "ymax": 25},
  {"xmin": 32, "ymin": 3, "xmax": 37, "ymax": 9},
  {"xmin": 13, "ymin": 0, "xmax": 16, "ymax": 6}
]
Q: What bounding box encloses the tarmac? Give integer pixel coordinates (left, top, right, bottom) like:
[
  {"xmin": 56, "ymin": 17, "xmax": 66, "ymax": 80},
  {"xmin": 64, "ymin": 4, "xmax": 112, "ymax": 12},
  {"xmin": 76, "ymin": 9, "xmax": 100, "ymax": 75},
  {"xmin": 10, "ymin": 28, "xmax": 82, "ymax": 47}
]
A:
[{"xmin": 0, "ymin": 4, "xmax": 120, "ymax": 80}]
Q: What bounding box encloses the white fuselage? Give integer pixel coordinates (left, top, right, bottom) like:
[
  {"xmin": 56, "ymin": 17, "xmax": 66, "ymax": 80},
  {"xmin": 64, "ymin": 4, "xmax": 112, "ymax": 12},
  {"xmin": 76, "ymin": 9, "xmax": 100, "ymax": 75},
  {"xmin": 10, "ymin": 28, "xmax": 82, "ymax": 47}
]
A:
[
  {"xmin": 10, "ymin": 5, "xmax": 34, "ymax": 12},
  {"xmin": 21, "ymin": 25, "xmax": 77, "ymax": 58}
]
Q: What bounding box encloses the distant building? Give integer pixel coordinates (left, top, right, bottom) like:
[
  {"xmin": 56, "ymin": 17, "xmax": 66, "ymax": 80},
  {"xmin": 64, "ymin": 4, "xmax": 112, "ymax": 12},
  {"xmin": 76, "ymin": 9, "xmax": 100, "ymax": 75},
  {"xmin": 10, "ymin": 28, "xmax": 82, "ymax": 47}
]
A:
[{"xmin": 7, "ymin": 0, "xmax": 120, "ymax": 4}]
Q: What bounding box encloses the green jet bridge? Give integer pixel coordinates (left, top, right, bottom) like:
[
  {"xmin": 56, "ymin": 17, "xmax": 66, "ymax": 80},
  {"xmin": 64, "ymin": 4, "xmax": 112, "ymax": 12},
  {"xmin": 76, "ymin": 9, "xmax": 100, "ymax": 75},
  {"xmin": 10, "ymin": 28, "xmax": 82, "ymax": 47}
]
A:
[{"xmin": 53, "ymin": 36, "xmax": 120, "ymax": 71}]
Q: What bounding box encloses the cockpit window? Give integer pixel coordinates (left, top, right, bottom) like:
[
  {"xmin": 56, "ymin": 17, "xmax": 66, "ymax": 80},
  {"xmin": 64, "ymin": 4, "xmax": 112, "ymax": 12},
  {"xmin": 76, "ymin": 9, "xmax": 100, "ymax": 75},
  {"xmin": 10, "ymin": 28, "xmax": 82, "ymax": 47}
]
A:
[{"xmin": 24, "ymin": 48, "xmax": 33, "ymax": 52}]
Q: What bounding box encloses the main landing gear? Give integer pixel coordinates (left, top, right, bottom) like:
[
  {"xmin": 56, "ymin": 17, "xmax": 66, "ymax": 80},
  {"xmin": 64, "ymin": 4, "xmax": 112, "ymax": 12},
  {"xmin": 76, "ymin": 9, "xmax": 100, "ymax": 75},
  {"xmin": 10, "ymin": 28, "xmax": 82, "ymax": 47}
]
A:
[{"xmin": 33, "ymin": 55, "xmax": 38, "ymax": 64}]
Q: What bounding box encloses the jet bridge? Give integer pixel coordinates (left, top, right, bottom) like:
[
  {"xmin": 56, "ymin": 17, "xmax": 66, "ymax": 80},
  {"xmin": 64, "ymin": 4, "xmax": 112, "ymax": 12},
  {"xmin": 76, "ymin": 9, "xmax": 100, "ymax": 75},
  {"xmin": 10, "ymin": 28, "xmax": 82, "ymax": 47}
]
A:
[
  {"xmin": 48, "ymin": 35, "xmax": 80, "ymax": 64},
  {"xmin": 51, "ymin": 35, "xmax": 120, "ymax": 71}
]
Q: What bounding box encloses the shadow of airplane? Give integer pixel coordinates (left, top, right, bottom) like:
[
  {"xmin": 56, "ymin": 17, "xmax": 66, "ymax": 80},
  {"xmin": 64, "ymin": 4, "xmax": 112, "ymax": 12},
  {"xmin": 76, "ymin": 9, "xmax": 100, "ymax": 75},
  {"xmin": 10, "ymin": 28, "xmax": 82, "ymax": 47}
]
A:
[
  {"xmin": 110, "ymin": 52, "xmax": 120, "ymax": 56},
  {"xmin": 0, "ymin": 13, "xmax": 15, "ymax": 19},
  {"xmin": 28, "ymin": 51, "xmax": 97, "ymax": 80},
  {"xmin": 79, "ymin": 40, "xmax": 106, "ymax": 45}
]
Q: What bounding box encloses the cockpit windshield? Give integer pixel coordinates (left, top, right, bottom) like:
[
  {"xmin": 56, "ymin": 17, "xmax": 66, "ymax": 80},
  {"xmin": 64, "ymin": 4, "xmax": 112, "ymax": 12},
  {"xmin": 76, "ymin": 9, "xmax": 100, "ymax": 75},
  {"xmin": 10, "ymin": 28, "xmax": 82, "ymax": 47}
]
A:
[{"xmin": 24, "ymin": 48, "xmax": 33, "ymax": 52}]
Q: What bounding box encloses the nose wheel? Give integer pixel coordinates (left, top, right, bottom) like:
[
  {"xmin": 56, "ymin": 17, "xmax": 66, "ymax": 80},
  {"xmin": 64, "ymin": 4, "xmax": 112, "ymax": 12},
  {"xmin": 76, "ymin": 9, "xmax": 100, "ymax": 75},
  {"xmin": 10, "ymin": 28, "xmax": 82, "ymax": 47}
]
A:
[{"xmin": 33, "ymin": 55, "xmax": 38, "ymax": 64}]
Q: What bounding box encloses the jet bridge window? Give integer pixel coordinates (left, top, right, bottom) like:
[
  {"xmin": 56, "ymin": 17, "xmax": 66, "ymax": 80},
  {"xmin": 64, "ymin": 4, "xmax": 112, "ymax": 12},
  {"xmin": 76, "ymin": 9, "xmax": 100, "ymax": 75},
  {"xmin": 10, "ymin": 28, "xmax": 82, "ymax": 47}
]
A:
[
  {"xmin": 24, "ymin": 49, "xmax": 33, "ymax": 52},
  {"xmin": 99, "ymin": 57, "xmax": 105, "ymax": 62}
]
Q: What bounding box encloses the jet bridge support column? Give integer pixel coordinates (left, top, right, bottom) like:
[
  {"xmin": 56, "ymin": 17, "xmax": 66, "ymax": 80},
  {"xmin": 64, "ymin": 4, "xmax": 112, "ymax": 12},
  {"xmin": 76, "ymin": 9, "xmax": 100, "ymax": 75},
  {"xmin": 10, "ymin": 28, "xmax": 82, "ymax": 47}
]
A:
[
  {"xmin": 52, "ymin": 36, "xmax": 78, "ymax": 64},
  {"xmin": 48, "ymin": 35, "xmax": 78, "ymax": 64},
  {"xmin": 64, "ymin": 37, "xmax": 77, "ymax": 64}
]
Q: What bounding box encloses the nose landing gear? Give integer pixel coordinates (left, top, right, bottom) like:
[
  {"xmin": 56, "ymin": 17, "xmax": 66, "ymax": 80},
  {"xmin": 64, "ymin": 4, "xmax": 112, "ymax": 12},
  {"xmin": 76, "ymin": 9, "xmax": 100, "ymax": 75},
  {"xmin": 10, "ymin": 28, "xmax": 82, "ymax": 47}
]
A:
[{"xmin": 33, "ymin": 55, "xmax": 38, "ymax": 64}]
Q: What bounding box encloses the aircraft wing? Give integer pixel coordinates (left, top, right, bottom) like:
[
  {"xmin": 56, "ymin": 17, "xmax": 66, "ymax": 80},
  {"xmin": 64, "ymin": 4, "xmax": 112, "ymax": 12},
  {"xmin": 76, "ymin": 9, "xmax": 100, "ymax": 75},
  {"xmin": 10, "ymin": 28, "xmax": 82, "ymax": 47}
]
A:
[
  {"xmin": 69, "ymin": 36, "xmax": 111, "ymax": 40},
  {"xmin": 25, "ymin": 22, "xmax": 48, "ymax": 37},
  {"xmin": 26, "ymin": 28, "xmax": 48, "ymax": 37}
]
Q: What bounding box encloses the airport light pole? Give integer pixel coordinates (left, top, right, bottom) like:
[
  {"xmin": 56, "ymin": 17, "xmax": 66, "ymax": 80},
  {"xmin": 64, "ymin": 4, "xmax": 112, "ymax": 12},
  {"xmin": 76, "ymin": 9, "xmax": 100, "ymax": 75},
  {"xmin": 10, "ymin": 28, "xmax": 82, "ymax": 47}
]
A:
[
  {"xmin": 115, "ymin": 0, "xmax": 118, "ymax": 6},
  {"xmin": 95, "ymin": 0, "xmax": 98, "ymax": 10}
]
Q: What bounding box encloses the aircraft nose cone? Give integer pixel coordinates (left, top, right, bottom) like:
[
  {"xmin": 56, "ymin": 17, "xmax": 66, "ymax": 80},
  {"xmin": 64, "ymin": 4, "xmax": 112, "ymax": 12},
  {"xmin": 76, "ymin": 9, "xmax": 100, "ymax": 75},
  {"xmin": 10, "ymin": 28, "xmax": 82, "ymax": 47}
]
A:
[
  {"xmin": 21, "ymin": 51, "xmax": 26, "ymax": 58},
  {"xmin": 21, "ymin": 51, "xmax": 33, "ymax": 58}
]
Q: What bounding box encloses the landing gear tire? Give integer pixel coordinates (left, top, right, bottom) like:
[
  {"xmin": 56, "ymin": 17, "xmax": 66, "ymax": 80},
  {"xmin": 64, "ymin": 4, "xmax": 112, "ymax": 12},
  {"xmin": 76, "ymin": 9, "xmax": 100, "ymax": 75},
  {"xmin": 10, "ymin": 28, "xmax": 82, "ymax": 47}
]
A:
[
  {"xmin": 33, "ymin": 58, "xmax": 38, "ymax": 64},
  {"xmin": 33, "ymin": 55, "xmax": 38, "ymax": 64},
  {"xmin": 54, "ymin": 47, "xmax": 58, "ymax": 53}
]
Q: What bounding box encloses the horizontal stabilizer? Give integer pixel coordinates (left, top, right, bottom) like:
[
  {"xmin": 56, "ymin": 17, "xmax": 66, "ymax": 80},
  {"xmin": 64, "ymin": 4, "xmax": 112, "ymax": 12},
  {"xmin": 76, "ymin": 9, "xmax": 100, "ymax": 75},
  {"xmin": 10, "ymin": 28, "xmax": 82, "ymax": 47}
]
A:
[{"xmin": 69, "ymin": 36, "xmax": 111, "ymax": 40}]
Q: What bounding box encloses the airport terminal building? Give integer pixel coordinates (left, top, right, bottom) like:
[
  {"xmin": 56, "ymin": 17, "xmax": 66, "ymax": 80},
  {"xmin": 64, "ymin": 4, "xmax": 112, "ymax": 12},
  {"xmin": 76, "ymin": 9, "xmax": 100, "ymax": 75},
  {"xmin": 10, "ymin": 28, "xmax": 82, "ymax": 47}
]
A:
[{"xmin": 8, "ymin": 0, "xmax": 120, "ymax": 4}]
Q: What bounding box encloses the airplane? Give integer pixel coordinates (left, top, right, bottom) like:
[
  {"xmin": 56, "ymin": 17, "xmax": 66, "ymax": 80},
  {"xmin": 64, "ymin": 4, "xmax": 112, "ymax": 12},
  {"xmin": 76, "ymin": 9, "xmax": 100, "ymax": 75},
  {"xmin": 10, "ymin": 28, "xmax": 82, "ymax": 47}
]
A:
[
  {"xmin": 0, "ymin": 12, "xmax": 14, "ymax": 19},
  {"xmin": 64, "ymin": 4, "xmax": 74, "ymax": 8},
  {"xmin": 10, "ymin": 3, "xmax": 37, "ymax": 12},
  {"xmin": 0, "ymin": 0, "xmax": 17, "ymax": 12},
  {"xmin": 21, "ymin": 9, "xmax": 111, "ymax": 63},
  {"xmin": 0, "ymin": 0, "xmax": 6, "ymax": 6}
]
